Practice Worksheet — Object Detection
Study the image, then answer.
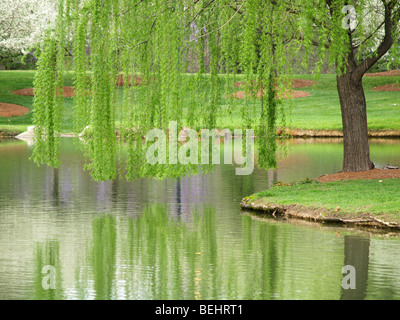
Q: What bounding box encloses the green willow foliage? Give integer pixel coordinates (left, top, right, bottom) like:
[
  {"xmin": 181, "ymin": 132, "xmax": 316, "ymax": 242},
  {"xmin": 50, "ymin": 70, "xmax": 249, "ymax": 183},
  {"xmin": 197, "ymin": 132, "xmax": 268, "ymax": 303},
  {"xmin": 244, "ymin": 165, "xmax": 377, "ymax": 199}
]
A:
[
  {"xmin": 32, "ymin": 1, "xmax": 67, "ymax": 168},
  {"xmin": 32, "ymin": 0, "xmax": 399, "ymax": 181}
]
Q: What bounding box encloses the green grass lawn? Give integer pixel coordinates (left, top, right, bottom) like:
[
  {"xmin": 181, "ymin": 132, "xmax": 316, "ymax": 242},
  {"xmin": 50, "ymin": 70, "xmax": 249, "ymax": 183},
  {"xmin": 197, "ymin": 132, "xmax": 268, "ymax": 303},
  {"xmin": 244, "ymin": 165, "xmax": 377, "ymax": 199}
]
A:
[
  {"xmin": 277, "ymin": 74, "xmax": 400, "ymax": 131},
  {"xmin": 0, "ymin": 70, "xmax": 399, "ymax": 134},
  {"xmin": 0, "ymin": 71, "xmax": 75, "ymax": 134},
  {"xmin": 246, "ymin": 178, "xmax": 400, "ymax": 224}
]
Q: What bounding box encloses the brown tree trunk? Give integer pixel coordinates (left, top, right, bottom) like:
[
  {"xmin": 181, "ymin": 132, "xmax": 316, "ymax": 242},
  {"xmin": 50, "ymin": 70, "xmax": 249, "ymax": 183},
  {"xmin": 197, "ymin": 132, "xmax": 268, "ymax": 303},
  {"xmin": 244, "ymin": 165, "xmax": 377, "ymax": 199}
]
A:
[
  {"xmin": 337, "ymin": 72, "xmax": 374, "ymax": 172},
  {"xmin": 328, "ymin": 0, "xmax": 400, "ymax": 173}
]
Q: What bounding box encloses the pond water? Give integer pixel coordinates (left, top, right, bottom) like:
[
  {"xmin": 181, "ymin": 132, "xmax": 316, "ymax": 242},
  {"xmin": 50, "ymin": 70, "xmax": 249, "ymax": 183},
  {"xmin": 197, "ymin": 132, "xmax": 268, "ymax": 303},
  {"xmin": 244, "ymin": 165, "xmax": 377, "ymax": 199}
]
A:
[{"xmin": 1, "ymin": 137, "xmax": 400, "ymax": 300}]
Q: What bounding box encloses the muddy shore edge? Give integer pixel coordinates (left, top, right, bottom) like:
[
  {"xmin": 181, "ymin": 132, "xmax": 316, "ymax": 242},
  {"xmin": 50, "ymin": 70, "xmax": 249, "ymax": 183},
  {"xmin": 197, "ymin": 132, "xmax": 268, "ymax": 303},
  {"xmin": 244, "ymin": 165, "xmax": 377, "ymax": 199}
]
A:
[
  {"xmin": 240, "ymin": 198, "xmax": 400, "ymax": 231},
  {"xmin": 3, "ymin": 128, "xmax": 400, "ymax": 138}
]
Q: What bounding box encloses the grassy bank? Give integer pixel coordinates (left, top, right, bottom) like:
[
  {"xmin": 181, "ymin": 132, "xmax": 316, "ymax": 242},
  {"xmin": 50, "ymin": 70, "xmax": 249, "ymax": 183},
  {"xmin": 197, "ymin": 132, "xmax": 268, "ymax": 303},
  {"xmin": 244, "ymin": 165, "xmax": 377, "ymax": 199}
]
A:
[
  {"xmin": 241, "ymin": 178, "xmax": 400, "ymax": 229},
  {"xmin": 0, "ymin": 70, "xmax": 399, "ymax": 135},
  {"xmin": 0, "ymin": 71, "xmax": 75, "ymax": 135}
]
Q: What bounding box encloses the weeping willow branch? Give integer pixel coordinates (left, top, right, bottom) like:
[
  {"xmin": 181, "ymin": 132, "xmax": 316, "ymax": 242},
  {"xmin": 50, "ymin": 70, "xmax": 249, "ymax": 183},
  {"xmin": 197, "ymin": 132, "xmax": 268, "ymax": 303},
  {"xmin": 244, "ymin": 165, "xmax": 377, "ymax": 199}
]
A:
[
  {"xmin": 186, "ymin": 0, "xmax": 216, "ymax": 26},
  {"xmin": 31, "ymin": 0, "xmax": 399, "ymax": 181},
  {"xmin": 185, "ymin": 1, "xmax": 244, "ymax": 43}
]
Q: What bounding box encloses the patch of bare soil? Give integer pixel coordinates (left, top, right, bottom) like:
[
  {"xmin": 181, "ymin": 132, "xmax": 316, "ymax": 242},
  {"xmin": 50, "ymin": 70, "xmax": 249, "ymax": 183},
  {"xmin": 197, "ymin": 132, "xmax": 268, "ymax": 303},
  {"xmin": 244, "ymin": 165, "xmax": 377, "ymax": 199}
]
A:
[
  {"xmin": 292, "ymin": 79, "xmax": 315, "ymax": 88},
  {"xmin": 116, "ymin": 75, "xmax": 142, "ymax": 86},
  {"xmin": 0, "ymin": 103, "xmax": 30, "ymax": 117},
  {"xmin": 280, "ymin": 90, "xmax": 311, "ymax": 99},
  {"xmin": 231, "ymin": 78, "xmax": 313, "ymax": 100},
  {"xmin": 12, "ymin": 88, "xmax": 36, "ymax": 96},
  {"xmin": 372, "ymin": 82, "xmax": 400, "ymax": 92},
  {"xmin": 317, "ymin": 169, "xmax": 400, "ymax": 183},
  {"xmin": 229, "ymin": 90, "xmax": 310, "ymax": 99},
  {"xmin": 115, "ymin": 75, "xmax": 155, "ymax": 87},
  {"xmin": 13, "ymin": 87, "xmax": 77, "ymax": 98},
  {"xmin": 364, "ymin": 69, "xmax": 400, "ymax": 77},
  {"xmin": 234, "ymin": 78, "xmax": 315, "ymax": 89}
]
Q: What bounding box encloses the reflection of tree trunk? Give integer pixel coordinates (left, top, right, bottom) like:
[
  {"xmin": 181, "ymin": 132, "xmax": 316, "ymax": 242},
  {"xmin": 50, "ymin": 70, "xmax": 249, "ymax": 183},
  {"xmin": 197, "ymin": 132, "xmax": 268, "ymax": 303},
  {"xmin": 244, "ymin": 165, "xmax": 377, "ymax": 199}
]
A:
[
  {"xmin": 176, "ymin": 177, "xmax": 181, "ymax": 217},
  {"xmin": 92, "ymin": 216, "xmax": 117, "ymax": 300},
  {"xmin": 111, "ymin": 178, "xmax": 118, "ymax": 203},
  {"xmin": 259, "ymin": 224, "xmax": 278, "ymax": 299},
  {"xmin": 52, "ymin": 168, "xmax": 59, "ymax": 206},
  {"xmin": 341, "ymin": 236, "xmax": 370, "ymax": 300},
  {"xmin": 267, "ymin": 169, "xmax": 278, "ymax": 188}
]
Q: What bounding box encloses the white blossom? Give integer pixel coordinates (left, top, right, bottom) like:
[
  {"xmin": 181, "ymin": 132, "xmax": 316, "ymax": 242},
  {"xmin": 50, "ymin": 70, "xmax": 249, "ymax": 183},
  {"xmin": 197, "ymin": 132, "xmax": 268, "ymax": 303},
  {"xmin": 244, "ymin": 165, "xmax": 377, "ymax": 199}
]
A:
[{"xmin": 0, "ymin": 0, "xmax": 57, "ymax": 58}]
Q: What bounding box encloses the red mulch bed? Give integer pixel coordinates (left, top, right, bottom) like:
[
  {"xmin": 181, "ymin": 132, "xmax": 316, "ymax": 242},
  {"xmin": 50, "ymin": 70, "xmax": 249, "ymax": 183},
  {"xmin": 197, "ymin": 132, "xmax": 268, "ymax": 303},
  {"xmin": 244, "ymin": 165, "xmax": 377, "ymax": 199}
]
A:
[
  {"xmin": 230, "ymin": 90, "xmax": 310, "ymax": 100},
  {"xmin": 291, "ymin": 79, "xmax": 315, "ymax": 88},
  {"xmin": 0, "ymin": 103, "xmax": 30, "ymax": 117},
  {"xmin": 231, "ymin": 78, "xmax": 313, "ymax": 100},
  {"xmin": 13, "ymin": 86, "xmax": 77, "ymax": 98},
  {"xmin": 115, "ymin": 75, "xmax": 155, "ymax": 86},
  {"xmin": 364, "ymin": 69, "xmax": 400, "ymax": 77},
  {"xmin": 116, "ymin": 75, "xmax": 143, "ymax": 86},
  {"xmin": 317, "ymin": 169, "xmax": 400, "ymax": 183},
  {"xmin": 372, "ymin": 83, "xmax": 400, "ymax": 92},
  {"xmin": 234, "ymin": 78, "xmax": 315, "ymax": 89},
  {"xmin": 12, "ymin": 75, "xmax": 149, "ymax": 97}
]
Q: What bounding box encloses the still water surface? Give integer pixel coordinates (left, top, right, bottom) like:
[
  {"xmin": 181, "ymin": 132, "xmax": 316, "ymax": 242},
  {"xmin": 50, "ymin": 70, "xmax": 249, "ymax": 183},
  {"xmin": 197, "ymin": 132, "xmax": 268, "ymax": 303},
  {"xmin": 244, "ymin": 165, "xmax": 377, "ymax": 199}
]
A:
[{"xmin": 1, "ymin": 138, "xmax": 400, "ymax": 300}]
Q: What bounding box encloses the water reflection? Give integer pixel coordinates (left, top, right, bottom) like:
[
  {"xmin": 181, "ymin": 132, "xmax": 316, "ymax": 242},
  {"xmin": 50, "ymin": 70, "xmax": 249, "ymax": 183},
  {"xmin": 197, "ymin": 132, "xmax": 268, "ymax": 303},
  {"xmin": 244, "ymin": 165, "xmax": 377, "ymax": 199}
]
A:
[
  {"xmin": 27, "ymin": 205, "xmax": 352, "ymax": 300},
  {"xmin": 341, "ymin": 236, "xmax": 370, "ymax": 300},
  {"xmin": 34, "ymin": 240, "xmax": 63, "ymax": 300},
  {"xmin": 0, "ymin": 138, "xmax": 400, "ymax": 300}
]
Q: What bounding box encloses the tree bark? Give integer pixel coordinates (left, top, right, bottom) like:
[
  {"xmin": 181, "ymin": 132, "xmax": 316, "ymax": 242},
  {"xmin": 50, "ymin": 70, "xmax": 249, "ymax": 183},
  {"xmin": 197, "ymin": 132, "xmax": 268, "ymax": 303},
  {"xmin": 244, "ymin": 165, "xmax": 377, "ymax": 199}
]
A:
[
  {"xmin": 337, "ymin": 72, "xmax": 374, "ymax": 172},
  {"xmin": 330, "ymin": 0, "xmax": 400, "ymax": 172}
]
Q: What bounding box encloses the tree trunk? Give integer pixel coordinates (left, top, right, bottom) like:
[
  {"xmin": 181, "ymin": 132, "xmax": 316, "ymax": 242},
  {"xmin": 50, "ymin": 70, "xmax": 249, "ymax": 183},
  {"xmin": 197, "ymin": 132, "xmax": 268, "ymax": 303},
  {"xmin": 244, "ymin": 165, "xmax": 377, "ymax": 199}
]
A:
[
  {"xmin": 332, "ymin": 0, "xmax": 400, "ymax": 172},
  {"xmin": 337, "ymin": 72, "xmax": 374, "ymax": 172}
]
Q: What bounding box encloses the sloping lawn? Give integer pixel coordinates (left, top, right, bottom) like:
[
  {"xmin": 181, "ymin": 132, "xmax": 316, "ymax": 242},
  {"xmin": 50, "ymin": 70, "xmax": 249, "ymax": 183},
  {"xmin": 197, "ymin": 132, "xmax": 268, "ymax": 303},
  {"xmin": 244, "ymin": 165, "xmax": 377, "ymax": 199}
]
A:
[{"xmin": 0, "ymin": 70, "xmax": 399, "ymax": 134}]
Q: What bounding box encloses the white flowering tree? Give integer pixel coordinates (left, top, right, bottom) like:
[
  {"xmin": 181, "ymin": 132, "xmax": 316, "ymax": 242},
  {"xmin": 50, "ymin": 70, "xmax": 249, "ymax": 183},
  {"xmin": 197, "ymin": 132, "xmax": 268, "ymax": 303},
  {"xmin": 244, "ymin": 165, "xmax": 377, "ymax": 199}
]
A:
[
  {"xmin": 356, "ymin": 0, "xmax": 400, "ymax": 72},
  {"xmin": 0, "ymin": 0, "xmax": 57, "ymax": 67}
]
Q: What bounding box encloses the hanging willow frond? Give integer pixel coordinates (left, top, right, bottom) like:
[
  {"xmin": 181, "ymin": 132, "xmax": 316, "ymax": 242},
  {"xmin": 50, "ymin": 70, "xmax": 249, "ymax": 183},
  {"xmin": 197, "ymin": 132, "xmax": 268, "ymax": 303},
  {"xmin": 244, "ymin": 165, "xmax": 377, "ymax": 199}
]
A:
[{"xmin": 32, "ymin": 0, "xmax": 381, "ymax": 180}]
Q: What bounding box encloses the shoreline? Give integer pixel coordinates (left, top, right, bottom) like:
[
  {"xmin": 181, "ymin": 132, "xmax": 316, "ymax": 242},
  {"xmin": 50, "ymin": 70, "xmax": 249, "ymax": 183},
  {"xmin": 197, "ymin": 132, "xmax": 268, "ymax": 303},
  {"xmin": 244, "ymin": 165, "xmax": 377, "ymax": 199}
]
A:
[
  {"xmin": 286, "ymin": 129, "xmax": 400, "ymax": 138},
  {"xmin": 3, "ymin": 127, "xmax": 400, "ymax": 139},
  {"xmin": 240, "ymin": 198, "xmax": 400, "ymax": 232}
]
